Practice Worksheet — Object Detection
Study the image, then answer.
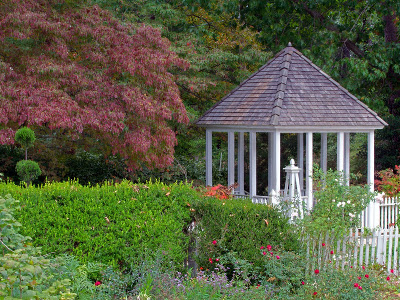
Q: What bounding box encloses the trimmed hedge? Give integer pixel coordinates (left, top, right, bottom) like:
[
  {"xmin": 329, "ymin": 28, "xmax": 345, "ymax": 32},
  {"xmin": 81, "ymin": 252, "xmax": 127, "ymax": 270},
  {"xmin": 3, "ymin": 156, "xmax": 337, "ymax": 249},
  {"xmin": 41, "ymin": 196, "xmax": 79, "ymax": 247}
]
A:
[
  {"xmin": 191, "ymin": 196, "xmax": 300, "ymax": 274},
  {"xmin": 0, "ymin": 180, "xmax": 197, "ymax": 268}
]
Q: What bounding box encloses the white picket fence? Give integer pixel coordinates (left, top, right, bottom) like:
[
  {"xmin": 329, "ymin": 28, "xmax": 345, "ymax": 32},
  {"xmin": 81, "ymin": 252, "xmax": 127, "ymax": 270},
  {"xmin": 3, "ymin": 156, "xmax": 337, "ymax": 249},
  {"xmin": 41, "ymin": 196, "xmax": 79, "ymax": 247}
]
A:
[
  {"xmin": 304, "ymin": 227, "xmax": 400, "ymax": 275},
  {"xmin": 380, "ymin": 196, "xmax": 398, "ymax": 231}
]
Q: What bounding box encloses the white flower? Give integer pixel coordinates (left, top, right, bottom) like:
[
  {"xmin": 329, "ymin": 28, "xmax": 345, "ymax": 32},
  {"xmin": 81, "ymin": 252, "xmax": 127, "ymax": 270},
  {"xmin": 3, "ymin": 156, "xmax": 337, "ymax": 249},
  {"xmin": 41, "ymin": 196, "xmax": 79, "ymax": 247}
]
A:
[
  {"xmin": 347, "ymin": 200, "xmax": 351, "ymax": 204},
  {"xmin": 332, "ymin": 199, "xmax": 336, "ymax": 203},
  {"xmin": 349, "ymin": 213, "xmax": 355, "ymax": 218}
]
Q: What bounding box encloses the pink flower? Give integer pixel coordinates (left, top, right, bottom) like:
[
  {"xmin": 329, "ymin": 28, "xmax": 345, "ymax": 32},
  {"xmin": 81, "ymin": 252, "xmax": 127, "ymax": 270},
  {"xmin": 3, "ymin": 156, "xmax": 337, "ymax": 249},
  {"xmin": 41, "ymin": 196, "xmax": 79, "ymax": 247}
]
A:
[
  {"xmin": 95, "ymin": 281, "xmax": 101, "ymax": 286},
  {"xmin": 391, "ymin": 269, "xmax": 394, "ymax": 273},
  {"xmin": 270, "ymin": 252, "xmax": 273, "ymax": 256},
  {"xmin": 276, "ymin": 255, "xmax": 280, "ymax": 259},
  {"xmin": 263, "ymin": 251, "xmax": 267, "ymax": 255},
  {"xmin": 260, "ymin": 246, "xmax": 265, "ymax": 249},
  {"xmin": 322, "ymin": 243, "xmax": 325, "ymax": 246},
  {"xmin": 362, "ymin": 266, "xmax": 365, "ymax": 270},
  {"xmin": 358, "ymin": 286, "xmax": 362, "ymax": 290},
  {"xmin": 387, "ymin": 276, "xmax": 391, "ymax": 281},
  {"xmin": 351, "ymin": 266, "xmax": 353, "ymax": 268},
  {"xmin": 313, "ymin": 292, "xmax": 317, "ymax": 296},
  {"xmin": 212, "ymin": 240, "xmax": 217, "ymax": 245},
  {"xmin": 354, "ymin": 283, "xmax": 359, "ymax": 288},
  {"xmin": 267, "ymin": 245, "xmax": 272, "ymax": 251},
  {"xmin": 365, "ymin": 274, "xmax": 369, "ymax": 278},
  {"xmin": 330, "ymin": 250, "xmax": 334, "ymax": 254},
  {"xmin": 314, "ymin": 269, "xmax": 319, "ymax": 274},
  {"xmin": 358, "ymin": 277, "xmax": 361, "ymax": 280},
  {"xmin": 209, "ymin": 258, "xmax": 213, "ymax": 264},
  {"xmin": 215, "ymin": 258, "xmax": 219, "ymax": 262},
  {"xmin": 301, "ymin": 281, "xmax": 305, "ymax": 285}
]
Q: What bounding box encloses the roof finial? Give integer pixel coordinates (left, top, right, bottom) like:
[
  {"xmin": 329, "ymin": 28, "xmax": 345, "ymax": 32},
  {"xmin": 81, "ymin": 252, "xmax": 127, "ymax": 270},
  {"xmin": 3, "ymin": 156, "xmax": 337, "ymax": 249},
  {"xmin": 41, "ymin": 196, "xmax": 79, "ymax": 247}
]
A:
[{"xmin": 288, "ymin": 42, "xmax": 292, "ymax": 47}]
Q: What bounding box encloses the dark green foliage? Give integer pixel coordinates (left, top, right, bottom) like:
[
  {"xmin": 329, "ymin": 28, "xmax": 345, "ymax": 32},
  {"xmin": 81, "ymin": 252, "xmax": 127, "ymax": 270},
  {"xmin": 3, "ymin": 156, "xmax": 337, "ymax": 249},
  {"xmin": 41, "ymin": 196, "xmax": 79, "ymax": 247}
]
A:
[
  {"xmin": 15, "ymin": 160, "xmax": 41, "ymax": 185},
  {"xmin": 1, "ymin": 180, "xmax": 198, "ymax": 269},
  {"xmin": 191, "ymin": 196, "xmax": 300, "ymax": 276}
]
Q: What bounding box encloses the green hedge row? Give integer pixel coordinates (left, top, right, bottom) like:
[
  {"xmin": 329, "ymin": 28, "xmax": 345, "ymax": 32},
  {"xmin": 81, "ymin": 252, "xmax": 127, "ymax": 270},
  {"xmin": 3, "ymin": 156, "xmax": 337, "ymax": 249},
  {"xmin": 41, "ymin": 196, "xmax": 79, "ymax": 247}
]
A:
[{"xmin": 0, "ymin": 180, "xmax": 197, "ymax": 268}]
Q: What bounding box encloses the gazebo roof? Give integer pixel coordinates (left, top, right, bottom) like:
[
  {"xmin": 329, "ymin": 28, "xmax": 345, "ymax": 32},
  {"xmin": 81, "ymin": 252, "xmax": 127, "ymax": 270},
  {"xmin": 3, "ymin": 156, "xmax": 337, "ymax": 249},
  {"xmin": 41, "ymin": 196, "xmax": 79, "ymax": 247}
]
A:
[{"xmin": 196, "ymin": 43, "xmax": 387, "ymax": 131}]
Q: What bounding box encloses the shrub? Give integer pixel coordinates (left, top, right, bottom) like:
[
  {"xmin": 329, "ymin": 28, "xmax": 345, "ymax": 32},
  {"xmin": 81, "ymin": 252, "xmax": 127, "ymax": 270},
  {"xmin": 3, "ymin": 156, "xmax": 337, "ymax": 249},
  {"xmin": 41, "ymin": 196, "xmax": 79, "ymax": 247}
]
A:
[
  {"xmin": 15, "ymin": 159, "xmax": 42, "ymax": 185},
  {"xmin": 375, "ymin": 165, "xmax": 400, "ymax": 197},
  {"xmin": 300, "ymin": 167, "xmax": 375, "ymax": 235},
  {"xmin": 191, "ymin": 194, "xmax": 300, "ymax": 282},
  {"xmin": 1, "ymin": 180, "xmax": 198, "ymax": 269},
  {"xmin": 14, "ymin": 127, "xmax": 36, "ymax": 160}
]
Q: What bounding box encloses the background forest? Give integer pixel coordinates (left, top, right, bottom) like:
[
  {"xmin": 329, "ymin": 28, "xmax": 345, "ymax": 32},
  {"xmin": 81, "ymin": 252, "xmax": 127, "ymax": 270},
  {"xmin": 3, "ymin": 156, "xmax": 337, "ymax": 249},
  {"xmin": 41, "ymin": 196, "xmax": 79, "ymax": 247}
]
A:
[{"xmin": 0, "ymin": 0, "xmax": 399, "ymax": 191}]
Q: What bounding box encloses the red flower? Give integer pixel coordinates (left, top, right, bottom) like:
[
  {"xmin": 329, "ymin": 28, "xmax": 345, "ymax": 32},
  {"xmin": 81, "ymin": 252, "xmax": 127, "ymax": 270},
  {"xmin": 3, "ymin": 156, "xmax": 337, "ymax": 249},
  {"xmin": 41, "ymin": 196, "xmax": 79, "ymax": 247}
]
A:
[
  {"xmin": 301, "ymin": 281, "xmax": 305, "ymax": 285},
  {"xmin": 313, "ymin": 292, "xmax": 317, "ymax": 296},
  {"xmin": 322, "ymin": 243, "xmax": 326, "ymax": 246},
  {"xmin": 260, "ymin": 246, "xmax": 265, "ymax": 249},
  {"xmin": 354, "ymin": 283, "xmax": 359, "ymax": 288},
  {"xmin": 358, "ymin": 277, "xmax": 361, "ymax": 280},
  {"xmin": 215, "ymin": 258, "xmax": 219, "ymax": 262},
  {"xmin": 358, "ymin": 286, "xmax": 362, "ymax": 290},
  {"xmin": 267, "ymin": 245, "xmax": 272, "ymax": 251},
  {"xmin": 263, "ymin": 251, "xmax": 267, "ymax": 255},
  {"xmin": 330, "ymin": 250, "xmax": 334, "ymax": 254},
  {"xmin": 209, "ymin": 258, "xmax": 213, "ymax": 264},
  {"xmin": 362, "ymin": 266, "xmax": 365, "ymax": 270},
  {"xmin": 212, "ymin": 240, "xmax": 217, "ymax": 245},
  {"xmin": 95, "ymin": 281, "xmax": 101, "ymax": 286},
  {"xmin": 391, "ymin": 269, "xmax": 394, "ymax": 273},
  {"xmin": 350, "ymin": 266, "xmax": 353, "ymax": 268},
  {"xmin": 387, "ymin": 276, "xmax": 391, "ymax": 281},
  {"xmin": 314, "ymin": 269, "xmax": 319, "ymax": 274},
  {"xmin": 276, "ymin": 255, "xmax": 280, "ymax": 259},
  {"xmin": 365, "ymin": 274, "xmax": 369, "ymax": 278},
  {"xmin": 200, "ymin": 267, "xmax": 203, "ymax": 270},
  {"xmin": 270, "ymin": 252, "xmax": 273, "ymax": 256}
]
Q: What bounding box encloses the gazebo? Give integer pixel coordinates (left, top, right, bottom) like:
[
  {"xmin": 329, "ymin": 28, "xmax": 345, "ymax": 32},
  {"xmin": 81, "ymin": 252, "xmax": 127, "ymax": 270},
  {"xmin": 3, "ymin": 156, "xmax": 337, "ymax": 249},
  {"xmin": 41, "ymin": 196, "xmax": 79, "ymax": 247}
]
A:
[{"xmin": 196, "ymin": 43, "xmax": 387, "ymax": 228}]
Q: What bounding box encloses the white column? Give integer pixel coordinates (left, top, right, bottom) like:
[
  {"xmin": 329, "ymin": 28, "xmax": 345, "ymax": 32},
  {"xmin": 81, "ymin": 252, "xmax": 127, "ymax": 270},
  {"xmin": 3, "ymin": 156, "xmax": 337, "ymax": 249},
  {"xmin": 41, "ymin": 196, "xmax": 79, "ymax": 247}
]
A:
[
  {"xmin": 206, "ymin": 129, "xmax": 212, "ymax": 186},
  {"xmin": 249, "ymin": 132, "xmax": 257, "ymax": 198},
  {"xmin": 297, "ymin": 133, "xmax": 304, "ymax": 191},
  {"xmin": 306, "ymin": 132, "xmax": 313, "ymax": 211},
  {"xmin": 337, "ymin": 132, "xmax": 345, "ymax": 173},
  {"xmin": 272, "ymin": 131, "xmax": 281, "ymax": 204},
  {"xmin": 320, "ymin": 133, "xmax": 328, "ymax": 173},
  {"xmin": 268, "ymin": 133, "xmax": 272, "ymax": 195},
  {"xmin": 367, "ymin": 131, "xmax": 378, "ymax": 229},
  {"xmin": 238, "ymin": 132, "xmax": 245, "ymax": 194},
  {"xmin": 228, "ymin": 131, "xmax": 235, "ymax": 187},
  {"xmin": 344, "ymin": 132, "xmax": 350, "ymax": 185}
]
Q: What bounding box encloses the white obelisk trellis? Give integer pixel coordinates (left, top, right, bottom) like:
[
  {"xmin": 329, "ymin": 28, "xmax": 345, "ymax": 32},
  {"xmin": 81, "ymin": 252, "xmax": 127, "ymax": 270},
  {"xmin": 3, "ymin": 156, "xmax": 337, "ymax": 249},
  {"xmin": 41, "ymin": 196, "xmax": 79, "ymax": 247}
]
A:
[{"xmin": 283, "ymin": 159, "xmax": 303, "ymax": 220}]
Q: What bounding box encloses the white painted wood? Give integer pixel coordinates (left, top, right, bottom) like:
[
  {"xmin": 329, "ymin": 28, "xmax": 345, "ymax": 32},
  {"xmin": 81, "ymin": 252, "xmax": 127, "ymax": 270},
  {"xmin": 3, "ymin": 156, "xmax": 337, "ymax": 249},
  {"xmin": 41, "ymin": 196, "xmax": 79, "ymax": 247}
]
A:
[
  {"xmin": 337, "ymin": 132, "xmax": 344, "ymax": 173},
  {"xmin": 320, "ymin": 133, "xmax": 328, "ymax": 173},
  {"xmin": 249, "ymin": 132, "xmax": 257, "ymax": 198},
  {"xmin": 297, "ymin": 133, "xmax": 304, "ymax": 190},
  {"xmin": 367, "ymin": 131, "xmax": 378, "ymax": 228},
  {"xmin": 388, "ymin": 227, "xmax": 394, "ymax": 274},
  {"xmin": 344, "ymin": 133, "xmax": 350, "ymax": 185},
  {"xmin": 206, "ymin": 129, "xmax": 213, "ymax": 186},
  {"xmin": 306, "ymin": 132, "xmax": 313, "ymax": 210},
  {"xmin": 272, "ymin": 131, "xmax": 281, "ymax": 202},
  {"xmin": 227, "ymin": 131, "xmax": 235, "ymax": 187},
  {"xmin": 238, "ymin": 132, "xmax": 245, "ymax": 194},
  {"xmin": 268, "ymin": 133, "xmax": 273, "ymax": 195},
  {"xmin": 203, "ymin": 125, "xmax": 384, "ymax": 133}
]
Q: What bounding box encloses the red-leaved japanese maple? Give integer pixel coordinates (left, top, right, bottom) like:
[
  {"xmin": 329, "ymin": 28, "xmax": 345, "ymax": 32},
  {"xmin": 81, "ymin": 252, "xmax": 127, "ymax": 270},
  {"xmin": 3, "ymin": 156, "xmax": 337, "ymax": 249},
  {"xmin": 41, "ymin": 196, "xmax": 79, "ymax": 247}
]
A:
[{"xmin": 0, "ymin": 0, "xmax": 188, "ymax": 169}]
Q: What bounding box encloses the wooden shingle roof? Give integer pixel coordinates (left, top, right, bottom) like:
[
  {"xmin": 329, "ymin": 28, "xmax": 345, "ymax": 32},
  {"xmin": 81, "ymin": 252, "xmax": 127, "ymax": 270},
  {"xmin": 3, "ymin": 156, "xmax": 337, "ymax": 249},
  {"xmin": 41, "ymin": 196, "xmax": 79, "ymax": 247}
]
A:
[{"xmin": 196, "ymin": 43, "xmax": 387, "ymax": 130}]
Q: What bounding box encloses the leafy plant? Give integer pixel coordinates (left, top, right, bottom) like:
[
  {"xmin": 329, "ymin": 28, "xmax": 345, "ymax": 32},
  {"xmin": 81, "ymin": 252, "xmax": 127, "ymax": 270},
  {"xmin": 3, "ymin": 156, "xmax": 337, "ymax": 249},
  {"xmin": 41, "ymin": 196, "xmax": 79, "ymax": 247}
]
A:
[
  {"xmin": 15, "ymin": 159, "xmax": 42, "ymax": 186},
  {"xmin": 375, "ymin": 165, "xmax": 400, "ymax": 197},
  {"xmin": 14, "ymin": 127, "xmax": 36, "ymax": 160},
  {"xmin": 300, "ymin": 167, "xmax": 375, "ymax": 235}
]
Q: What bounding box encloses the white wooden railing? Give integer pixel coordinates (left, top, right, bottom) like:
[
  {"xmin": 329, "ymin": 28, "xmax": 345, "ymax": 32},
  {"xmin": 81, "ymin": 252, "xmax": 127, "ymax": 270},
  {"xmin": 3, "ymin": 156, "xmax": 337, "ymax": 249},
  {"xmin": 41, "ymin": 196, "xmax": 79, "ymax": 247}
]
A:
[
  {"xmin": 304, "ymin": 227, "xmax": 400, "ymax": 275},
  {"xmin": 380, "ymin": 196, "xmax": 398, "ymax": 231}
]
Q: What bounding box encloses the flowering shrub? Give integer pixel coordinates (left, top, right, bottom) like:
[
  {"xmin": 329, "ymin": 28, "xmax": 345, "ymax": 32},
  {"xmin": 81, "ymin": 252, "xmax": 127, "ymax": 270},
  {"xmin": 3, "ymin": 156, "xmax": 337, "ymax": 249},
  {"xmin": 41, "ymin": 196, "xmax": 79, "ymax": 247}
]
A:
[
  {"xmin": 204, "ymin": 184, "xmax": 236, "ymax": 200},
  {"xmin": 375, "ymin": 165, "xmax": 400, "ymax": 197},
  {"xmin": 301, "ymin": 167, "xmax": 375, "ymax": 235}
]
